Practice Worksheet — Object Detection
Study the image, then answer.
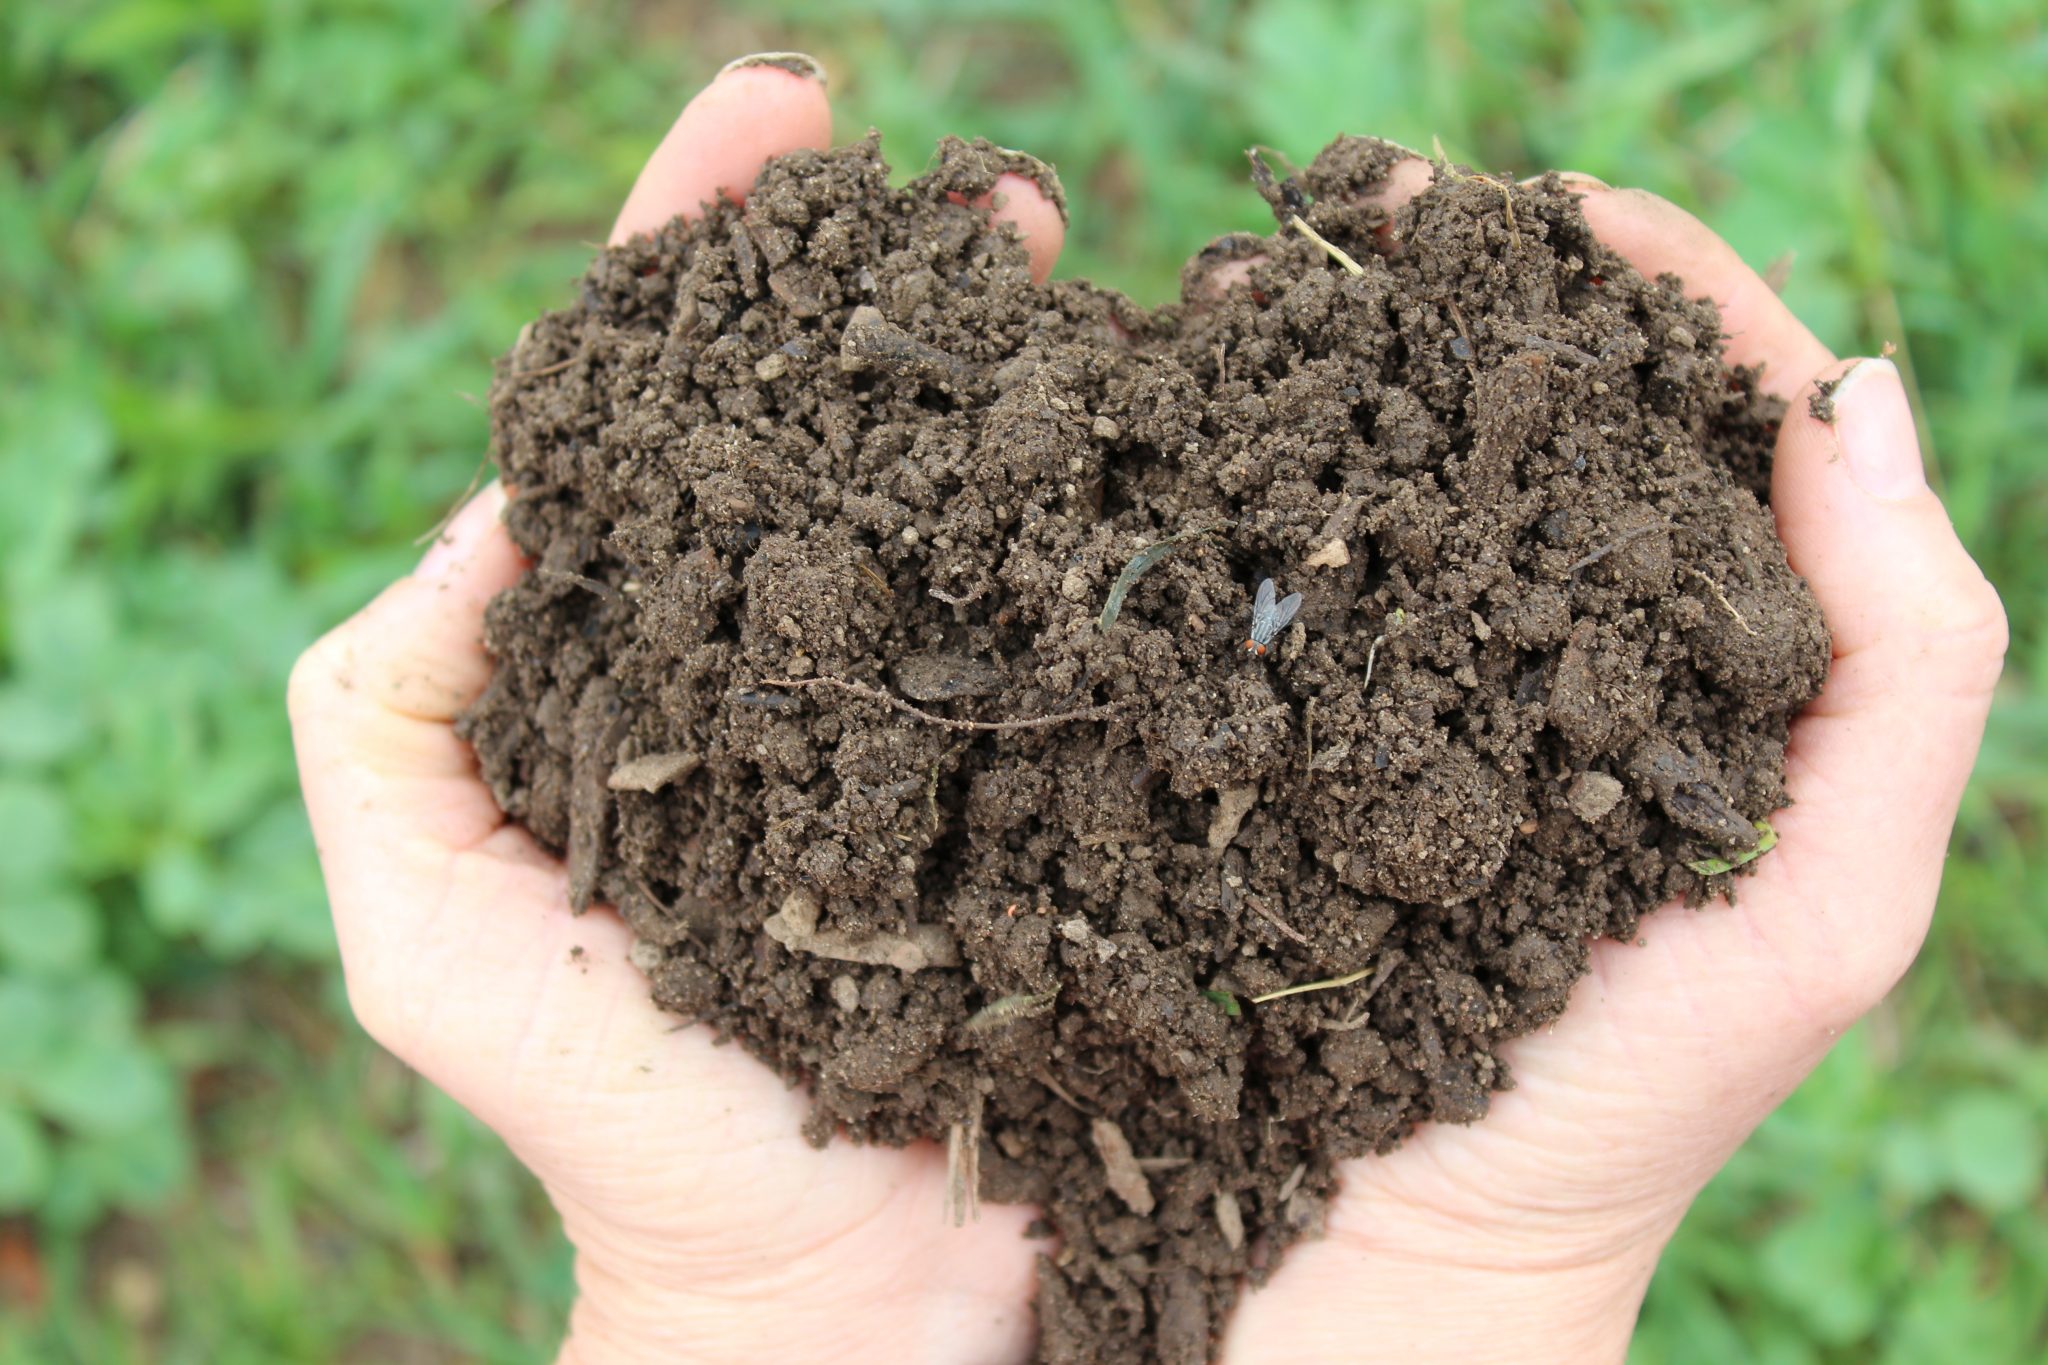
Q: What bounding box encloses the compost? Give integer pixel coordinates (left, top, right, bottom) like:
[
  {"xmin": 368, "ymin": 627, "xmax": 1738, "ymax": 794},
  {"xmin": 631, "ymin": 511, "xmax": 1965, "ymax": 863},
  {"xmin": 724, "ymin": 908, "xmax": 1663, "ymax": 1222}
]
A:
[{"xmin": 462, "ymin": 134, "xmax": 1828, "ymax": 1363}]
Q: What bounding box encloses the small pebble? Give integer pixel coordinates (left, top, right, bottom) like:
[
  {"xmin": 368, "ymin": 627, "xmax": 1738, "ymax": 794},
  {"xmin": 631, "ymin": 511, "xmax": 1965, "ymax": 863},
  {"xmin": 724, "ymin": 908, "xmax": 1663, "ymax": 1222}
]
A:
[
  {"xmin": 831, "ymin": 975, "xmax": 861, "ymax": 1012},
  {"xmin": 755, "ymin": 352, "xmax": 789, "ymax": 381}
]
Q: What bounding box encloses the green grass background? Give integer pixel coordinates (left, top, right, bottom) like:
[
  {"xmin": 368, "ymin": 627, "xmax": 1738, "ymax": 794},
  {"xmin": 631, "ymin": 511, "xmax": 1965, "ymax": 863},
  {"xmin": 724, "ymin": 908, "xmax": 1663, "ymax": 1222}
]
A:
[{"xmin": 2, "ymin": 0, "xmax": 2043, "ymax": 1359}]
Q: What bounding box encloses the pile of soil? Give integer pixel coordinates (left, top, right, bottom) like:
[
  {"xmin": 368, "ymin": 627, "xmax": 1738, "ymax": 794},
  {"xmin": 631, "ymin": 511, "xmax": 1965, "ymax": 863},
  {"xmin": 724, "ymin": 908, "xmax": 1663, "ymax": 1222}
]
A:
[{"xmin": 462, "ymin": 134, "xmax": 1828, "ymax": 1363}]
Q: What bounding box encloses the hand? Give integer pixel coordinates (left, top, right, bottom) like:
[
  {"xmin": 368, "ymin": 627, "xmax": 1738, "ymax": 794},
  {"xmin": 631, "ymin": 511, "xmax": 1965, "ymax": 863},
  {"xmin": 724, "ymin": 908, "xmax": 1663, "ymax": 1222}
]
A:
[
  {"xmin": 288, "ymin": 66, "xmax": 2007, "ymax": 1365},
  {"xmin": 1220, "ymin": 169, "xmax": 2008, "ymax": 1359},
  {"xmin": 290, "ymin": 58, "xmax": 1061, "ymax": 1365}
]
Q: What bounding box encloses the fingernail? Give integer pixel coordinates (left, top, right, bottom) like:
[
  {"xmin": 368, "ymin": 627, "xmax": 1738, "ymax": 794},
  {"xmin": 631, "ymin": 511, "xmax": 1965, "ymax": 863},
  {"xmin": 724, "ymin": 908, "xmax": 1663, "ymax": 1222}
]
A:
[
  {"xmin": 717, "ymin": 51, "xmax": 827, "ymax": 88},
  {"xmin": 1553, "ymin": 171, "xmax": 1611, "ymax": 193},
  {"xmin": 1823, "ymin": 359, "xmax": 1925, "ymax": 502}
]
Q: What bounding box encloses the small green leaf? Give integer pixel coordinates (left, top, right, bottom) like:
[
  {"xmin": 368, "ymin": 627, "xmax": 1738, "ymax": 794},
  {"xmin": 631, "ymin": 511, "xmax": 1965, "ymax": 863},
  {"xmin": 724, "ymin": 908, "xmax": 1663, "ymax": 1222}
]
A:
[
  {"xmin": 0, "ymin": 684, "xmax": 93, "ymax": 764},
  {"xmin": 25, "ymin": 1038, "xmax": 176, "ymax": 1136},
  {"xmin": 1876, "ymin": 1122, "xmax": 1945, "ymax": 1204},
  {"xmin": 0, "ymin": 886, "xmax": 101, "ymax": 974},
  {"xmin": 1202, "ymin": 988, "xmax": 1241, "ymax": 1017},
  {"xmin": 1758, "ymin": 1203, "xmax": 1884, "ymax": 1345},
  {"xmin": 0, "ymin": 782, "xmax": 72, "ymax": 889},
  {"xmin": 0, "ymin": 1102, "xmax": 51, "ymax": 1210},
  {"xmin": 1935, "ymin": 1090, "xmax": 2044, "ymax": 1214},
  {"xmin": 1687, "ymin": 820, "xmax": 1778, "ymax": 876}
]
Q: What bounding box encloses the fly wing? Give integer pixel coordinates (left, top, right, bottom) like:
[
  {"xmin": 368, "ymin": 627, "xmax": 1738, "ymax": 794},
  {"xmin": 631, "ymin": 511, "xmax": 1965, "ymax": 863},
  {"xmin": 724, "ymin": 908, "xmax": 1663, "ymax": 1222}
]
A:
[
  {"xmin": 1254, "ymin": 577, "xmax": 1277, "ymax": 615},
  {"xmin": 1273, "ymin": 592, "xmax": 1303, "ymax": 630}
]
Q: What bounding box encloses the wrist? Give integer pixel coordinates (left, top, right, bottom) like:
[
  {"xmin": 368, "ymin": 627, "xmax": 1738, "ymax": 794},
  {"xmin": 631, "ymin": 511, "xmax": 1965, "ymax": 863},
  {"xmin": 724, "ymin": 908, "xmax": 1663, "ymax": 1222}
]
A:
[
  {"xmin": 547, "ymin": 1205, "xmax": 1042, "ymax": 1365},
  {"xmin": 1222, "ymin": 1172, "xmax": 1684, "ymax": 1363}
]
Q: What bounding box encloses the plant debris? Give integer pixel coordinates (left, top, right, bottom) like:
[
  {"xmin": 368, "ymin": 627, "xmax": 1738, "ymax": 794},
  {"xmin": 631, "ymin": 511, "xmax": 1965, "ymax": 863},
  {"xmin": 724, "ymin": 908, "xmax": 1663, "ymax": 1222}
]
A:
[
  {"xmin": 1091, "ymin": 1117, "xmax": 1157, "ymax": 1216},
  {"xmin": 1098, "ymin": 522, "xmax": 1221, "ymax": 632},
  {"xmin": 1687, "ymin": 820, "xmax": 1780, "ymax": 875},
  {"xmin": 1201, "ymin": 988, "xmax": 1242, "ymax": 1018}
]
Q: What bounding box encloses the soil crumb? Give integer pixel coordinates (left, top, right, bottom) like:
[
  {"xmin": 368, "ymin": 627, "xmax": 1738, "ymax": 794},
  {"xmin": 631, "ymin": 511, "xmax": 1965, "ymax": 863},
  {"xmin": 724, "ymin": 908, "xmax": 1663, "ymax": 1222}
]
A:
[{"xmin": 463, "ymin": 134, "xmax": 1828, "ymax": 1363}]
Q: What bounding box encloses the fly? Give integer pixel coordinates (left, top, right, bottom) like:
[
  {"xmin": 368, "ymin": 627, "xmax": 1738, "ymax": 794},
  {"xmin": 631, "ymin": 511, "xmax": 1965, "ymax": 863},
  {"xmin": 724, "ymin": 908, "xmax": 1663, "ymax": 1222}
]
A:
[{"xmin": 1241, "ymin": 578, "xmax": 1302, "ymax": 658}]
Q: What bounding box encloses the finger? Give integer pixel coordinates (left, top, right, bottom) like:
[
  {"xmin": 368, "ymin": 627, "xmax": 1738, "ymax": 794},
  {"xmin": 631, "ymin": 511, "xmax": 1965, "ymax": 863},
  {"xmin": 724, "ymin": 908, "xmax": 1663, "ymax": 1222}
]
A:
[
  {"xmin": 285, "ymin": 495, "xmax": 751, "ymax": 1116},
  {"xmin": 290, "ymin": 484, "xmax": 524, "ymax": 857},
  {"xmin": 1361, "ymin": 155, "xmax": 1436, "ymax": 251},
  {"xmin": 288, "ymin": 485, "xmax": 546, "ymax": 977},
  {"xmin": 1468, "ymin": 357, "xmax": 2003, "ymax": 1196},
  {"xmin": 1570, "ymin": 183, "xmax": 1834, "ymax": 402},
  {"xmin": 954, "ymin": 164, "xmax": 1066, "ymax": 285},
  {"xmin": 1185, "ymin": 236, "xmax": 1265, "ymax": 304},
  {"xmin": 1187, "ymin": 156, "xmax": 1434, "ymax": 304},
  {"xmin": 609, "ymin": 53, "xmax": 833, "ymax": 246},
  {"xmin": 1747, "ymin": 356, "xmax": 2007, "ymax": 1010}
]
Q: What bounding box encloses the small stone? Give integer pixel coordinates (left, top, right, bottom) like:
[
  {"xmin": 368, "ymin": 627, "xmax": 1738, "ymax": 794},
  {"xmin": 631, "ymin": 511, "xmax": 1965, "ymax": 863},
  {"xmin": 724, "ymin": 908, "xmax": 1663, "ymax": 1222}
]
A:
[
  {"xmin": 1092, "ymin": 415, "xmax": 1121, "ymax": 441},
  {"xmin": 1207, "ymin": 784, "xmax": 1259, "ymax": 850},
  {"xmin": 830, "ymin": 975, "xmax": 861, "ymax": 1012},
  {"xmin": 628, "ymin": 939, "xmax": 664, "ymax": 974},
  {"xmin": 1567, "ymin": 771, "xmax": 1626, "ymax": 823},
  {"xmin": 899, "ymin": 525, "xmax": 921, "ymax": 545},
  {"xmin": 754, "ymin": 351, "xmax": 789, "ymax": 381},
  {"xmin": 1214, "ymin": 1190, "xmax": 1245, "ymax": 1251}
]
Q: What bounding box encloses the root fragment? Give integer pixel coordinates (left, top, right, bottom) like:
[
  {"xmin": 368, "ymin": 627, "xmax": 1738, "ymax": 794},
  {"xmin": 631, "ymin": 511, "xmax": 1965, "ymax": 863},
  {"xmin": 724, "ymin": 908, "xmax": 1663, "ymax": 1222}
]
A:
[
  {"xmin": 945, "ymin": 1089, "xmax": 984, "ymax": 1226},
  {"xmin": 1287, "ymin": 214, "xmax": 1365, "ymax": 276},
  {"xmin": 1568, "ymin": 521, "xmax": 1672, "ymax": 575},
  {"xmin": 762, "ymin": 889, "xmax": 961, "ymax": 971},
  {"xmin": 1689, "ymin": 569, "xmax": 1761, "ymax": 637}
]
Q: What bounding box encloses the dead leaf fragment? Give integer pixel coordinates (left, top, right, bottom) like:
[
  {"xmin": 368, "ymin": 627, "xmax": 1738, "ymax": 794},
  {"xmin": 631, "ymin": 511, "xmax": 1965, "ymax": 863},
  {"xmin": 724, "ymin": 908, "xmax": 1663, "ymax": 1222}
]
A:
[
  {"xmin": 1303, "ymin": 538, "xmax": 1351, "ymax": 569},
  {"xmin": 607, "ymin": 751, "xmax": 702, "ymax": 793},
  {"xmin": 1091, "ymin": 1118, "xmax": 1156, "ymax": 1215}
]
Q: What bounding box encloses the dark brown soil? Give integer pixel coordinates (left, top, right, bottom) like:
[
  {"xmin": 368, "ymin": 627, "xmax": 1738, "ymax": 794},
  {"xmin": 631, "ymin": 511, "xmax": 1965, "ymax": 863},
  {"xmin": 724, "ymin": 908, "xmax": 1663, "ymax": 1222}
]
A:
[{"xmin": 461, "ymin": 134, "xmax": 1828, "ymax": 1363}]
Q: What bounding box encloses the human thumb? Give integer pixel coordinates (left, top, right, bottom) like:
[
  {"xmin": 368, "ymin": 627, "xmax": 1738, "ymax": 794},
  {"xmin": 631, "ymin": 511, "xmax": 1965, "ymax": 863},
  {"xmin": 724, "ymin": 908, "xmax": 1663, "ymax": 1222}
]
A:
[{"xmin": 1755, "ymin": 355, "xmax": 2007, "ymax": 1020}]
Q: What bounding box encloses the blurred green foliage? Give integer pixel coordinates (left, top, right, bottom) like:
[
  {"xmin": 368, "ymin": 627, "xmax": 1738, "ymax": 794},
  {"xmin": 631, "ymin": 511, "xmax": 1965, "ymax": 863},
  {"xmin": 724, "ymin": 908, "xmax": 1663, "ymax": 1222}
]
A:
[{"xmin": 1, "ymin": 0, "xmax": 2041, "ymax": 1359}]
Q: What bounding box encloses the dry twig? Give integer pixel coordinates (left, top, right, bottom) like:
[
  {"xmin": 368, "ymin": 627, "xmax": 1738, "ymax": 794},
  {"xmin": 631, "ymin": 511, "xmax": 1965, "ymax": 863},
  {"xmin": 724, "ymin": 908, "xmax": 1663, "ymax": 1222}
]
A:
[{"xmin": 945, "ymin": 1089, "xmax": 984, "ymax": 1227}]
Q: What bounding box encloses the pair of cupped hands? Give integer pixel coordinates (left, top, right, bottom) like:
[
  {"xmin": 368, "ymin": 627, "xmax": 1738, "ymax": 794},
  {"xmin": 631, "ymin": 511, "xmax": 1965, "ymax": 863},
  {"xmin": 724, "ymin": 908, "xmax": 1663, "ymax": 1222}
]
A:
[{"xmin": 289, "ymin": 55, "xmax": 2007, "ymax": 1363}]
